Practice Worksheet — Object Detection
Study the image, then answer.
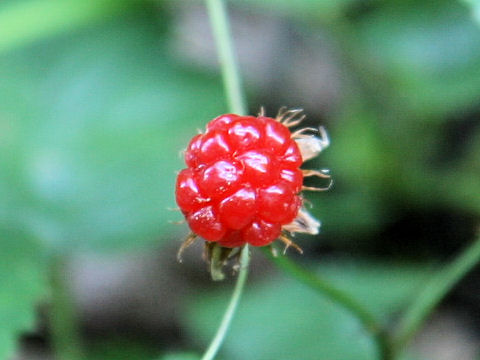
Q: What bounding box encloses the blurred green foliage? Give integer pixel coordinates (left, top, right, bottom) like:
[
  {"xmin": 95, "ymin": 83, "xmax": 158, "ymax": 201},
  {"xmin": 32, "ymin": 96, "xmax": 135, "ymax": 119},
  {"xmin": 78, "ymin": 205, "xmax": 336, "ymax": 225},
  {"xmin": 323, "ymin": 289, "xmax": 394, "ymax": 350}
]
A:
[
  {"xmin": 463, "ymin": 0, "xmax": 480, "ymax": 24},
  {"xmin": 1, "ymin": 0, "xmax": 479, "ymax": 359},
  {"xmin": 235, "ymin": 0, "xmax": 357, "ymax": 21},
  {"xmin": 1, "ymin": 10, "xmax": 225, "ymax": 252},
  {"xmin": 0, "ymin": 227, "xmax": 46, "ymax": 359},
  {"xmin": 312, "ymin": 0, "xmax": 480, "ymax": 243},
  {"xmin": 87, "ymin": 337, "xmax": 160, "ymax": 360},
  {"xmin": 160, "ymin": 354, "xmax": 201, "ymax": 360},
  {"xmin": 354, "ymin": 1, "xmax": 480, "ymax": 118},
  {"xmin": 185, "ymin": 260, "xmax": 428, "ymax": 360},
  {"xmin": 0, "ymin": 0, "xmax": 132, "ymax": 53}
]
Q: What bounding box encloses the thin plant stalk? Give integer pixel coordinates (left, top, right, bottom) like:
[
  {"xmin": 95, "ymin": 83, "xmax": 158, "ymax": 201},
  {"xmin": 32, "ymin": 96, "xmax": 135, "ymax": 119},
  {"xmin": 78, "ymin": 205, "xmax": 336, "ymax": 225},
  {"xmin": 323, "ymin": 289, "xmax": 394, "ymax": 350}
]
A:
[
  {"xmin": 394, "ymin": 232, "xmax": 480, "ymax": 353},
  {"xmin": 201, "ymin": 0, "xmax": 250, "ymax": 359},
  {"xmin": 205, "ymin": 0, "xmax": 247, "ymax": 115},
  {"xmin": 201, "ymin": 246, "xmax": 250, "ymax": 360}
]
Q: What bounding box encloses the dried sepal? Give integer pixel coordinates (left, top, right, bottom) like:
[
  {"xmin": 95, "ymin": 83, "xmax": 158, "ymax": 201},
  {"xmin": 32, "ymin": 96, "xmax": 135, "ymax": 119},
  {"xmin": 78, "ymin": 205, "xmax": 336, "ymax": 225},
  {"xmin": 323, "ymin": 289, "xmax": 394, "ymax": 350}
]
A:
[
  {"xmin": 282, "ymin": 207, "xmax": 321, "ymax": 236},
  {"xmin": 295, "ymin": 126, "xmax": 330, "ymax": 162},
  {"xmin": 276, "ymin": 107, "xmax": 306, "ymax": 128},
  {"xmin": 302, "ymin": 169, "xmax": 330, "ymax": 178},
  {"xmin": 278, "ymin": 234, "xmax": 304, "ymax": 254},
  {"xmin": 204, "ymin": 242, "xmax": 242, "ymax": 281},
  {"xmin": 258, "ymin": 106, "xmax": 266, "ymax": 117},
  {"xmin": 177, "ymin": 232, "xmax": 198, "ymax": 262}
]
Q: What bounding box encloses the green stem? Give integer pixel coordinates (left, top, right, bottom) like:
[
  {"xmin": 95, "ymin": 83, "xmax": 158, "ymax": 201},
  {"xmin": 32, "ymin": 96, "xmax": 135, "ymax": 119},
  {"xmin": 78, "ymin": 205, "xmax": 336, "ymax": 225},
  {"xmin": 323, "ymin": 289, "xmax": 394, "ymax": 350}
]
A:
[
  {"xmin": 262, "ymin": 248, "xmax": 392, "ymax": 360},
  {"xmin": 205, "ymin": 0, "xmax": 247, "ymax": 115},
  {"xmin": 201, "ymin": 246, "xmax": 250, "ymax": 360},
  {"xmin": 49, "ymin": 256, "xmax": 84, "ymax": 360},
  {"xmin": 394, "ymin": 233, "xmax": 480, "ymax": 353},
  {"xmin": 201, "ymin": 1, "xmax": 250, "ymax": 359}
]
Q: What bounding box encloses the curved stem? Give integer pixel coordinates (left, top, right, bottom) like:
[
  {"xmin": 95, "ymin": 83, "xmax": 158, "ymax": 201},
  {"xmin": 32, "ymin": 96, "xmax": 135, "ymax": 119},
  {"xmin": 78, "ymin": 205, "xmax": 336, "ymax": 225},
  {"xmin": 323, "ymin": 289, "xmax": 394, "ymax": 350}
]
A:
[
  {"xmin": 205, "ymin": 0, "xmax": 247, "ymax": 115},
  {"xmin": 201, "ymin": 246, "xmax": 250, "ymax": 360},
  {"xmin": 394, "ymin": 232, "xmax": 480, "ymax": 353},
  {"xmin": 262, "ymin": 248, "xmax": 392, "ymax": 360}
]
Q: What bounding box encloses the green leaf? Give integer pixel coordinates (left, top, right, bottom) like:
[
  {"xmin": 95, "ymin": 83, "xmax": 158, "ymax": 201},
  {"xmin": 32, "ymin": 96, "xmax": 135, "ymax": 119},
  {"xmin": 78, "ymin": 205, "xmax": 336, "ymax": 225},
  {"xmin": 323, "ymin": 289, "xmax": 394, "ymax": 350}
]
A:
[
  {"xmin": 184, "ymin": 260, "xmax": 429, "ymax": 360},
  {"xmin": 0, "ymin": 0, "xmax": 133, "ymax": 54},
  {"xmin": 0, "ymin": 226, "xmax": 47, "ymax": 359},
  {"xmin": 231, "ymin": 0, "xmax": 358, "ymax": 21},
  {"xmin": 0, "ymin": 16, "xmax": 225, "ymax": 252},
  {"xmin": 160, "ymin": 353, "xmax": 201, "ymax": 360},
  {"xmin": 356, "ymin": 2, "xmax": 480, "ymax": 118},
  {"xmin": 462, "ymin": 0, "xmax": 480, "ymax": 24},
  {"xmin": 87, "ymin": 337, "xmax": 160, "ymax": 360}
]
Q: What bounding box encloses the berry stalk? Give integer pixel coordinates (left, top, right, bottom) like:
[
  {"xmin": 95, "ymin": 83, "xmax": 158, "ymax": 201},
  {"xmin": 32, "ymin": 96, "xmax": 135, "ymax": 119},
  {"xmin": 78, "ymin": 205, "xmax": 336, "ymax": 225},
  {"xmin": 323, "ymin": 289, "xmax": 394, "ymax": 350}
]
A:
[
  {"xmin": 201, "ymin": 246, "xmax": 250, "ymax": 360},
  {"xmin": 205, "ymin": 0, "xmax": 246, "ymax": 116},
  {"xmin": 200, "ymin": 1, "xmax": 250, "ymax": 360}
]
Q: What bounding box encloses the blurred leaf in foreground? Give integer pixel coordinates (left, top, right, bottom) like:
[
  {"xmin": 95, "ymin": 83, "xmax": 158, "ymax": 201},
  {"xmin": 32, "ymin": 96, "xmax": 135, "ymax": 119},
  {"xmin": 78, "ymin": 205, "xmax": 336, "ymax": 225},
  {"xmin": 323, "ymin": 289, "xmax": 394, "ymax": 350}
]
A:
[
  {"xmin": 0, "ymin": 0, "xmax": 133, "ymax": 54},
  {"xmin": 0, "ymin": 13, "xmax": 225, "ymax": 252},
  {"xmin": 185, "ymin": 260, "xmax": 430, "ymax": 360}
]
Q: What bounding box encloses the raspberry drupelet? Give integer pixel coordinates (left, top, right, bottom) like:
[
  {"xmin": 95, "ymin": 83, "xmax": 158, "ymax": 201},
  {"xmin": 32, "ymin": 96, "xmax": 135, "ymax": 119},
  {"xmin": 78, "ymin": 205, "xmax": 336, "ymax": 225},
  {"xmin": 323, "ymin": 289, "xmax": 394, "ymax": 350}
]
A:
[{"xmin": 176, "ymin": 108, "xmax": 330, "ymax": 259}]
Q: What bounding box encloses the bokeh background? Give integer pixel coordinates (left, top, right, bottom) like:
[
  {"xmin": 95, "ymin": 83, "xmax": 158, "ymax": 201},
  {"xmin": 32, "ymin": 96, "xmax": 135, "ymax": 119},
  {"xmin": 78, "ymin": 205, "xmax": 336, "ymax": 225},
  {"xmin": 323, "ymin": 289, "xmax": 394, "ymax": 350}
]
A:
[{"xmin": 1, "ymin": 0, "xmax": 480, "ymax": 359}]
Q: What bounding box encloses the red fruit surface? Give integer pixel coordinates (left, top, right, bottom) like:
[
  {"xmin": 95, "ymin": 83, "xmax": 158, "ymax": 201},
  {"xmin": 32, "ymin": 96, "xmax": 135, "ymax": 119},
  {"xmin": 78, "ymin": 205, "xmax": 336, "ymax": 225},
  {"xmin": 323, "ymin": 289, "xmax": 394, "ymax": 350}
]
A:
[
  {"xmin": 241, "ymin": 218, "xmax": 282, "ymax": 247},
  {"xmin": 175, "ymin": 169, "xmax": 209, "ymax": 212},
  {"xmin": 257, "ymin": 182, "xmax": 299, "ymax": 224},
  {"xmin": 176, "ymin": 114, "xmax": 303, "ymax": 247}
]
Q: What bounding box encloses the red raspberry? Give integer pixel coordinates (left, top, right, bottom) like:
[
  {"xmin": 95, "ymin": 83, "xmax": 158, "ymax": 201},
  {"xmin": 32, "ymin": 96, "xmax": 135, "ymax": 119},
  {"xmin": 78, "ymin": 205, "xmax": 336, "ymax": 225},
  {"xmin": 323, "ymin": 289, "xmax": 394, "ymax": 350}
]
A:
[{"xmin": 176, "ymin": 111, "xmax": 329, "ymax": 249}]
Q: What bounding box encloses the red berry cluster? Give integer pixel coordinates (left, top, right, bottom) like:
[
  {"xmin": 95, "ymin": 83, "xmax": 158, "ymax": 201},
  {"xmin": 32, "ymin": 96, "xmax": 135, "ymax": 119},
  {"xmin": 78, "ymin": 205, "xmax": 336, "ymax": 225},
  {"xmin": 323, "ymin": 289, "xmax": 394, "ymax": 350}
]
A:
[{"xmin": 176, "ymin": 114, "xmax": 304, "ymax": 248}]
